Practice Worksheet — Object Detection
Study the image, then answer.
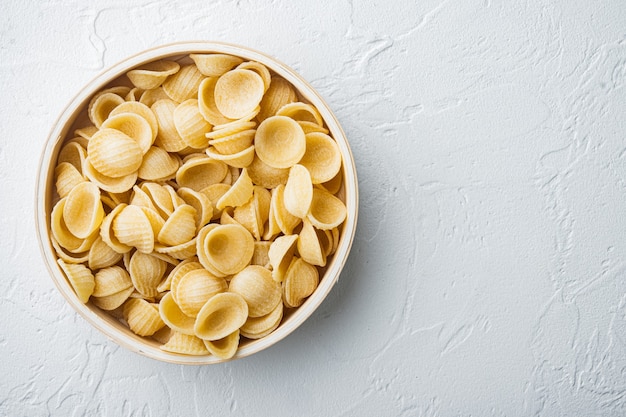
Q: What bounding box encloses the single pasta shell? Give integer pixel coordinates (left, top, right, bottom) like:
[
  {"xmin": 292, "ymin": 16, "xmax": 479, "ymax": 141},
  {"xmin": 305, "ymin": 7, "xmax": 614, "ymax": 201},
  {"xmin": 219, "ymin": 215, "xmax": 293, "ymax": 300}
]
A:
[
  {"xmin": 282, "ymin": 257, "xmax": 319, "ymax": 308},
  {"xmin": 88, "ymin": 92, "xmax": 125, "ymax": 128},
  {"xmin": 101, "ymin": 112, "xmax": 154, "ymax": 155},
  {"xmin": 152, "ymin": 99, "xmax": 188, "ymax": 152},
  {"xmin": 195, "ymin": 223, "xmax": 227, "ymax": 278},
  {"xmin": 88, "ymin": 236, "xmax": 124, "ymax": 270},
  {"xmin": 101, "ymin": 190, "xmax": 131, "ymax": 208},
  {"xmin": 283, "ymin": 164, "xmax": 313, "ymax": 219},
  {"xmin": 321, "ymin": 168, "xmax": 343, "ymax": 195},
  {"xmin": 83, "ymin": 157, "xmax": 137, "ymax": 194},
  {"xmin": 55, "ymin": 162, "xmax": 85, "ymax": 199},
  {"xmin": 50, "ymin": 197, "xmax": 99, "ymax": 253},
  {"xmin": 174, "ymin": 99, "xmax": 212, "ymax": 149},
  {"xmin": 194, "ymin": 292, "xmax": 248, "ymax": 341},
  {"xmin": 109, "ymin": 101, "xmax": 159, "ymax": 143},
  {"xmin": 299, "ymin": 132, "xmax": 342, "ymax": 184},
  {"xmin": 202, "ymin": 183, "xmax": 231, "ymax": 220},
  {"xmin": 63, "ymin": 182, "xmax": 104, "ymax": 239},
  {"xmin": 99, "ymin": 203, "xmax": 132, "ymax": 254},
  {"xmin": 208, "ymin": 129, "xmax": 255, "ymax": 155},
  {"xmin": 162, "ymin": 64, "xmax": 204, "ymax": 103},
  {"xmin": 160, "ymin": 331, "xmax": 209, "ymax": 355},
  {"xmin": 206, "ymin": 145, "xmax": 255, "ymax": 169},
  {"xmin": 176, "ymin": 156, "xmax": 228, "ymax": 192},
  {"xmin": 158, "ymin": 292, "xmax": 196, "ymax": 335},
  {"xmin": 92, "ymin": 265, "xmax": 133, "ymax": 297},
  {"xmin": 157, "ymin": 204, "xmax": 197, "ymax": 246},
  {"xmin": 307, "ymin": 188, "xmax": 347, "ymax": 230},
  {"xmin": 154, "ymin": 237, "xmax": 197, "ymax": 260},
  {"xmin": 92, "ymin": 286, "xmax": 134, "ymax": 311},
  {"xmin": 203, "ymin": 330, "xmax": 240, "ymax": 359},
  {"xmin": 233, "ymin": 197, "xmax": 261, "ymax": 241},
  {"xmin": 320, "ymin": 228, "xmax": 335, "ymax": 257},
  {"xmin": 216, "ymin": 168, "xmax": 253, "ymax": 210},
  {"xmin": 254, "ymin": 116, "xmax": 306, "ymax": 169},
  {"xmin": 206, "ymin": 120, "xmax": 256, "ymax": 139},
  {"xmin": 235, "ymin": 61, "xmax": 271, "ymax": 92},
  {"xmin": 140, "ymin": 87, "xmax": 170, "ymax": 107},
  {"xmin": 297, "ymin": 218, "xmax": 326, "ymax": 267},
  {"xmin": 268, "ymin": 234, "xmax": 298, "ymax": 283},
  {"xmin": 297, "ymin": 120, "xmax": 329, "ymax": 135},
  {"xmin": 203, "ymin": 224, "xmax": 254, "ymax": 276},
  {"xmin": 251, "ymin": 241, "xmax": 272, "ymax": 268},
  {"xmin": 271, "ymin": 184, "xmax": 301, "ymax": 235},
  {"xmin": 87, "ymin": 128, "xmax": 143, "ymax": 178},
  {"xmin": 112, "ymin": 204, "xmax": 154, "ymax": 254},
  {"xmin": 50, "ymin": 234, "xmax": 90, "ymax": 264},
  {"xmin": 57, "ymin": 141, "xmax": 86, "ymax": 174},
  {"xmin": 191, "ymin": 53, "xmax": 243, "ymax": 77},
  {"xmin": 125, "ymin": 87, "xmax": 144, "ymax": 101},
  {"xmin": 123, "ymin": 298, "xmax": 165, "ymax": 337},
  {"xmin": 229, "ymin": 265, "xmax": 281, "ymax": 317},
  {"xmin": 74, "ymin": 126, "xmax": 98, "ymax": 141},
  {"xmin": 257, "ymin": 76, "xmax": 297, "ymax": 122},
  {"xmin": 159, "ymin": 259, "xmax": 203, "ymax": 293},
  {"xmin": 214, "ymin": 69, "xmax": 265, "ymax": 119},
  {"xmin": 127, "ymin": 60, "xmax": 180, "ymax": 90},
  {"xmin": 276, "ymin": 102, "xmax": 324, "ymax": 126},
  {"xmin": 261, "ymin": 195, "xmax": 281, "ymax": 241},
  {"xmin": 150, "ymin": 251, "xmax": 179, "ymax": 267},
  {"xmin": 128, "ymin": 251, "xmax": 167, "ymax": 298},
  {"xmin": 57, "ymin": 259, "xmax": 95, "ymax": 303},
  {"xmin": 247, "ymin": 154, "xmax": 289, "ymax": 189},
  {"xmin": 138, "ymin": 146, "xmax": 181, "ymax": 181},
  {"xmin": 253, "ymin": 185, "xmax": 271, "ymax": 227},
  {"xmin": 177, "ymin": 187, "xmax": 213, "ymax": 232},
  {"xmin": 240, "ymin": 301, "xmax": 283, "ymax": 339},
  {"xmin": 212, "ymin": 106, "xmax": 260, "ymax": 129},
  {"xmin": 198, "ymin": 77, "xmax": 235, "ymax": 126},
  {"xmin": 176, "ymin": 269, "xmax": 227, "ymax": 317},
  {"xmin": 140, "ymin": 182, "xmax": 174, "ymax": 218}
]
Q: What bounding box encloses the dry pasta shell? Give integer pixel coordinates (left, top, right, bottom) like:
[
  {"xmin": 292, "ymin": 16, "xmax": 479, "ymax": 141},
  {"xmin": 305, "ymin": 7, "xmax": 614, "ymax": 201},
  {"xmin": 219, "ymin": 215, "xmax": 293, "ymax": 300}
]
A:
[
  {"xmin": 297, "ymin": 218, "xmax": 326, "ymax": 267},
  {"xmin": 74, "ymin": 126, "xmax": 98, "ymax": 141},
  {"xmin": 276, "ymin": 102, "xmax": 324, "ymax": 126},
  {"xmin": 253, "ymin": 185, "xmax": 271, "ymax": 227},
  {"xmin": 140, "ymin": 87, "xmax": 170, "ymax": 107},
  {"xmin": 157, "ymin": 259, "xmax": 203, "ymax": 293},
  {"xmin": 152, "ymin": 99, "xmax": 187, "ymax": 152},
  {"xmin": 162, "ymin": 64, "xmax": 203, "ymax": 103},
  {"xmin": 271, "ymin": 184, "xmax": 301, "ymax": 235},
  {"xmin": 251, "ymin": 241, "xmax": 272, "ymax": 269},
  {"xmin": 194, "ymin": 292, "xmax": 248, "ymax": 341},
  {"xmin": 92, "ymin": 286, "xmax": 134, "ymax": 311},
  {"xmin": 283, "ymin": 164, "xmax": 313, "ymax": 219},
  {"xmin": 247, "ymin": 154, "xmax": 289, "ymax": 189},
  {"xmin": 127, "ymin": 60, "xmax": 180, "ymax": 90},
  {"xmin": 109, "ymin": 101, "xmax": 159, "ymax": 143},
  {"xmin": 195, "ymin": 224, "xmax": 229, "ymax": 277},
  {"xmin": 175, "ymin": 269, "xmax": 227, "ymax": 317},
  {"xmin": 50, "ymin": 235, "xmax": 90, "ymax": 264},
  {"xmin": 177, "ymin": 187, "xmax": 213, "ymax": 231},
  {"xmin": 297, "ymin": 120, "xmax": 329, "ymax": 135},
  {"xmin": 140, "ymin": 206, "xmax": 166, "ymax": 243},
  {"xmin": 63, "ymin": 182, "xmax": 104, "ymax": 239},
  {"xmin": 87, "ymin": 128, "xmax": 143, "ymax": 178},
  {"xmin": 206, "ymin": 145, "xmax": 255, "ymax": 169},
  {"xmin": 307, "ymin": 188, "xmax": 347, "ymax": 230},
  {"xmin": 54, "ymin": 162, "xmax": 85, "ymax": 199},
  {"xmin": 101, "ymin": 112, "xmax": 154, "ymax": 155},
  {"xmin": 123, "ymin": 298, "xmax": 165, "ymax": 337},
  {"xmin": 202, "ymin": 183, "xmax": 231, "ymax": 220},
  {"xmin": 191, "ymin": 53, "xmax": 243, "ymax": 77},
  {"xmin": 299, "ymin": 132, "xmax": 342, "ymax": 184},
  {"xmin": 202, "ymin": 224, "xmax": 254, "ymax": 276},
  {"xmin": 125, "ymin": 87, "xmax": 144, "ymax": 101},
  {"xmin": 130, "ymin": 184, "xmax": 158, "ymax": 212},
  {"xmin": 112, "ymin": 204, "xmax": 155, "ymax": 254},
  {"xmin": 233, "ymin": 197, "xmax": 261, "ymax": 241},
  {"xmin": 282, "ymin": 257, "xmax": 319, "ymax": 308},
  {"xmin": 321, "ymin": 168, "xmax": 343, "ymax": 195},
  {"xmin": 176, "ymin": 156, "xmax": 228, "ymax": 191},
  {"xmin": 57, "ymin": 259, "xmax": 95, "ymax": 303},
  {"xmin": 128, "ymin": 251, "xmax": 167, "ymax": 298},
  {"xmin": 160, "ymin": 331, "xmax": 209, "ymax": 355},
  {"xmin": 240, "ymin": 301, "xmax": 283, "ymax": 339},
  {"xmin": 88, "ymin": 92, "xmax": 125, "ymax": 128},
  {"xmin": 99, "ymin": 203, "xmax": 132, "ymax": 254},
  {"xmin": 92, "ymin": 265, "xmax": 133, "ymax": 297},
  {"xmin": 154, "ymin": 237, "xmax": 197, "ymax": 260},
  {"xmin": 261, "ymin": 195, "xmax": 281, "ymax": 241},
  {"xmin": 257, "ymin": 76, "xmax": 297, "ymax": 122},
  {"xmin": 236, "ymin": 61, "xmax": 271, "ymax": 92},
  {"xmin": 207, "ymin": 120, "xmax": 256, "ymax": 139},
  {"xmin": 88, "ymin": 236, "xmax": 124, "ymax": 270},
  {"xmin": 216, "ymin": 168, "xmax": 253, "ymax": 210},
  {"xmin": 158, "ymin": 292, "xmax": 196, "ymax": 335},
  {"xmin": 83, "ymin": 157, "xmax": 137, "ymax": 194},
  {"xmin": 254, "ymin": 115, "xmax": 306, "ymax": 169},
  {"xmin": 138, "ymin": 146, "xmax": 181, "ymax": 181},
  {"xmin": 208, "ymin": 129, "xmax": 255, "ymax": 154},
  {"xmin": 229, "ymin": 265, "xmax": 281, "ymax": 317},
  {"xmin": 214, "ymin": 69, "xmax": 265, "ymax": 119},
  {"xmin": 50, "ymin": 197, "xmax": 97, "ymax": 253},
  {"xmin": 212, "ymin": 106, "xmax": 260, "ymax": 129},
  {"xmin": 140, "ymin": 182, "xmax": 175, "ymax": 218},
  {"xmin": 268, "ymin": 234, "xmax": 298, "ymax": 283},
  {"xmin": 57, "ymin": 141, "xmax": 87, "ymax": 174},
  {"xmin": 198, "ymin": 77, "xmax": 235, "ymax": 126},
  {"xmin": 157, "ymin": 204, "xmax": 197, "ymax": 246},
  {"xmin": 174, "ymin": 99, "xmax": 212, "ymax": 149},
  {"xmin": 203, "ymin": 330, "xmax": 240, "ymax": 360}
]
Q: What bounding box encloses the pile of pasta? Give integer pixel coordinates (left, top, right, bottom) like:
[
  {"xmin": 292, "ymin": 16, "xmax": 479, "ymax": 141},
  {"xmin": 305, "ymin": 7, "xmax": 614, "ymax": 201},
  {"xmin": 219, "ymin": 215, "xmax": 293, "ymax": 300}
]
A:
[{"xmin": 50, "ymin": 53, "xmax": 347, "ymax": 359}]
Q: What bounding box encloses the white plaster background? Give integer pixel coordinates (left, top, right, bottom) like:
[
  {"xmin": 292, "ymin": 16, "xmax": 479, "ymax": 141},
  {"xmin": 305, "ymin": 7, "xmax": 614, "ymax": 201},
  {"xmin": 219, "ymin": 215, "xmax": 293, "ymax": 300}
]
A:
[{"xmin": 1, "ymin": 0, "xmax": 625, "ymax": 415}]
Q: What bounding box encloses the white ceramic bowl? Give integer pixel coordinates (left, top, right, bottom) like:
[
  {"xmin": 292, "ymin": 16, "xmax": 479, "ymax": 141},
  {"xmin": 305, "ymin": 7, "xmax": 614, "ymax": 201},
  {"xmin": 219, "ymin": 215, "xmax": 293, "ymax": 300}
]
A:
[{"xmin": 35, "ymin": 41, "xmax": 358, "ymax": 364}]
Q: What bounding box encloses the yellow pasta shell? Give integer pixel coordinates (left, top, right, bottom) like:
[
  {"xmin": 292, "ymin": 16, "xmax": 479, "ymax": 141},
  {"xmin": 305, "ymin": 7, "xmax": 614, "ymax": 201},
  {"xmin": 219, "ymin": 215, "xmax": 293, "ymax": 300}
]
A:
[
  {"xmin": 160, "ymin": 331, "xmax": 209, "ymax": 355},
  {"xmin": 299, "ymin": 132, "xmax": 342, "ymax": 184},
  {"xmin": 208, "ymin": 129, "xmax": 255, "ymax": 155},
  {"xmin": 202, "ymin": 183, "xmax": 231, "ymax": 220},
  {"xmin": 158, "ymin": 292, "xmax": 196, "ymax": 335},
  {"xmin": 50, "ymin": 234, "xmax": 90, "ymax": 264},
  {"xmin": 233, "ymin": 197, "xmax": 261, "ymax": 241},
  {"xmin": 109, "ymin": 101, "xmax": 159, "ymax": 143},
  {"xmin": 190, "ymin": 53, "xmax": 243, "ymax": 77},
  {"xmin": 321, "ymin": 168, "xmax": 343, "ymax": 195},
  {"xmin": 151, "ymin": 99, "xmax": 188, "ymax": 152},
  {"xmin": 55, "ymin": 162, "xmax": 85, "ymax": 199},
  {"xmin": 123, "ymin": 298, "xmax": 165, "ymax": 337},
  {"xmin": 282, "ymin": 257, "xmax": 319, "ymax": 308},
  {"xmin": 83, "ymin": 157, "xmax": 137, "ymax": 194},
  {"xmin": 296, "ymin": 218, "xmax": 326, "ymax": 267},
  {"xmin": 203, "ymin": 330, "xmax": 240, "ymax": 359},
  {"xmin": 307, "ymin": 188, "xmax": 347, "ymax": 230},
  {"xmin": 88, "ymin": 92, "xmax": 125, "ymax": 128},
  {"xmin": 229, "ymin": 265, "xmax": 281, "ymax": 318},
  {"xmin": 276, "ymin": 102, "xmax": 324, "ymax": 126},
  {"xmin": 206, "ymin": 120, "xmax": 256, "ymax": 139},
  {"xmin": 57, "ymin": 259, "xmax": 95, "ymax": 304},
  {"xmin": 254, "ymin": 115, "xmax": 306, "ymax": 169},
  {"xmin": 297, "ymin": 120, "xmax": 329, "ymax": 135},
  {"xmin": 257, "ymin": 76, "xmax": 297, "ymax": 122},
  {"xmin": 125, "ymin": 87, "xmax": 144, "ymax": 101},
  {"xmin": 271, "ymin": 184, "xmax": 301, "ymax": 235},
  {"xmin": 74, "ymin": 126, "xmax": 98, "ymax": 142},
  {"xmin": 175, "ymin": 269, "xmax": 227, "ymax": 317},
  {"xmin": 154, "ymin": 237, "xmax": 197, "ymax": 260},
  {"xmin": 174, "ymin": 99, "xmax": 212, "ymax": 149},
  {"xmin": 57, "ymin": 141, "xmax": 86, "ymax": 174},
  {"xmin": 212, "ymin": 106, "xmax": 260, "ymax": 129},
  {"xmin": 240, "ymin": 301, "xmax": 283, "ymax": 339},
  {"xmin": 112, "ymin": 205, "xmax": 155, "ymax": 253},
  {"xmin": 157, "ymin": 204, "xmax": 197, "ymax": 246},
  {"xmin": 128, "ymin": 251, "xmax": 167, "ymax": 298},
  {"xmin": 251, "ymin": 241, "xmax": 272, "ymax": 269},
  {"xmin": 203, "ymin": 224, "xmax": 254, "ymax": 276},
  {"xmin": 268, "ymin": 234, "xmax": 298, "ymax": 283},
  {"xmin": 283, "ymin": 164, "xmax": 313, "ymax": 219},
  {"xmin": 198, "ymin": 77, "xmax": 235, "ymax": 126},
  {"xmin": 214, "ymin": 69, "xmax": 265, "ymax": 119},
  {"xmin": 247, "ymin": 154, "xmax": 289, "ymax": 189},
  {"xmin": 138, "ymin": 146, "xmax": 181, "ymax": 181},
  {"xmin": 101, "ymin": 112, "xmax": 154, "ymax": 155},
  {"xmin": 99, "ymin": 203, "xmax": 132, "ymax": 254},
  {"xmin": 51, "ymin": 197, "xmax": 99, "ymax": 253},
  {"xmin": 140, "ymin": 87, "xmax": 170, "ymax": 107},
  {"xmin": 162, "ymin": 64, "xmax": 204, "ymax": 103},
  {"xmin": 216, "ymin": 168, "xmax": 253, "ymax": 210},
  {"xmin": 87, "ymin": 128, "xmax": 143, "ymax": 178},
  {"xmin": 158, "ymin": 259, "xmax": 203, "ymax": 293},
  {"xmin": 177, "ymin": 187, "xmax": 213, "ymax": 232},
  {"xmin": 63, "ymin": 182, "xmax": 104, "ymax": 239},
  {"xmin": 127, "ymin": 60, "xmax": 180, "ymax": 90},
  {"xmin": 91, "ymin": 285, "xmax": 134, "ymax": 311},
  {"xmin": 92, "ymin": 265, "xmax": 133, "ymax": 297},
  {"xmin": 194, "ymin": 292, "xmax": 248, "ymax": 341},
  {"xmin": 88, "ymin": 236, "xmax": 124, "ymax": 270},
  {"xmin": 235, "ymin": 61, "xmax": 271, "ymax": 92},
  {"xmin": 176, "ymin": 156, "xmax": 228, "ymax": 191}
]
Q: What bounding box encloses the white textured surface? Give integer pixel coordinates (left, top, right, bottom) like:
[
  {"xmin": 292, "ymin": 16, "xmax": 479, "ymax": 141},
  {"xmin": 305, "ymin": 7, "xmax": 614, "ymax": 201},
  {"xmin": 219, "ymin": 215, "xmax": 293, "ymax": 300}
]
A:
[{"xmin": 2, "ymin": 0, "xmax": 626, "ymax": 415}]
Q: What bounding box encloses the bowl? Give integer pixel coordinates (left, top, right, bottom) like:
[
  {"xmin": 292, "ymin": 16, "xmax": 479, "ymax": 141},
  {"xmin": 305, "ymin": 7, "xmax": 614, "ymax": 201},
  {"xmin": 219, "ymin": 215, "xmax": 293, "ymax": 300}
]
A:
[{"xmin": 35, "ymin": 41, "xmax": 358, "ymax": 364}]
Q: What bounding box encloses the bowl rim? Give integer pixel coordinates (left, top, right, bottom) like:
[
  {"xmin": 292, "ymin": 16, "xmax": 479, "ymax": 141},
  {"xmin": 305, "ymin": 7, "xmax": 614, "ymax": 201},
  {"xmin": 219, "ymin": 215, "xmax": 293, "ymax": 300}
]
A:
[{"xmin": 35, "ymin": 41, "xmax": 359, "ymax": 365}]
